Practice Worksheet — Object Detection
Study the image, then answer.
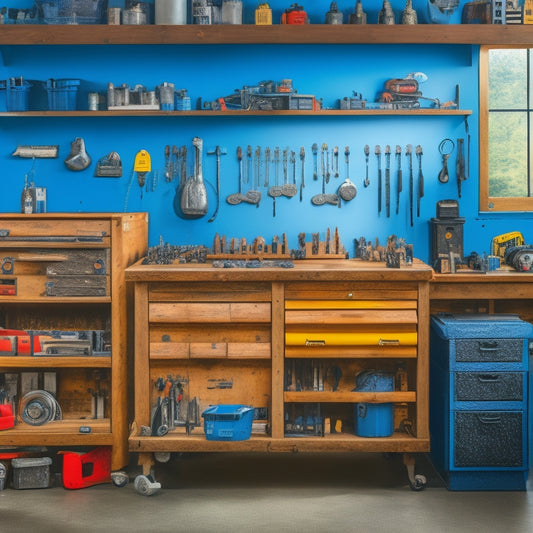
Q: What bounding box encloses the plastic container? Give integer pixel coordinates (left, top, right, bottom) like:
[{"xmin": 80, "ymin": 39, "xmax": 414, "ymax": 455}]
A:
[
  {"xmin": 353, "ymin": 371, "xmax": 394, "ymax": 437},
  {"xmin": 202, "ymin": 404, "xmax": 254, "ymax": 441},
  {"xmin": 1, "ymin": 78, "xmax": 32, "ymax": 111},
  {"xmin": 36, "ymin": 0, "xmax": 108, "ymax": 24},
  {"xmin": 46, "ymin": 78, "xmax": 80, "ymax": 111},
  {"xmin": 11, "ymin": 457, "xmax": 52, "ymax": 489},
  {"xmin": 155, "ymin": 0, "xmax": 187, "ymax": 24},
  {"xmin": 0, "ymin": 404, "xmax": 15, "ymax": 431}
]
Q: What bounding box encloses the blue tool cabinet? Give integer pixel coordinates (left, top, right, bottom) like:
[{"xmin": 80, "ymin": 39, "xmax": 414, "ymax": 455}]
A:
[{"xmin": 430, "ymin": 313, "xmax": 533, "ymax": 490}]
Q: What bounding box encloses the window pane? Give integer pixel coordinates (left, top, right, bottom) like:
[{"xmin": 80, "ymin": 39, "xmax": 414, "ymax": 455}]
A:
[
  {"xmin": 488, "ymin": 111, "xmax": 528, "ymax": 197},
  {"xmin": 489, "ymin": 49, "xmax": 527, "ymax": 110}
]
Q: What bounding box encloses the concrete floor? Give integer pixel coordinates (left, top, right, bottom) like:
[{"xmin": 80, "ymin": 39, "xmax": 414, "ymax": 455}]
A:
[{"xmin": 1, "ymin": 452, "xmax": 533, "ymax": 533}]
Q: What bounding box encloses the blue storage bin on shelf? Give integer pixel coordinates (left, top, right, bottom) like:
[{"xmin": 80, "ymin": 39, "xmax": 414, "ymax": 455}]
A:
[
  {"xmin": 36, "ymin": 0, "xmax": 108, "ymax": 24},
  {"xmin": 46, "ymin": 79, "xmax": 80, "ymax": 111},
  {"xmin": 353, "ymin": 370, "xmax": 394, "ymax": 438},
  {"xmin": 202, "ymin": 404, "xmax": 254, "ymax": 441},
  {"xmin": 1, "ymin": 78, "xmax": 32, "ymax": 111}
]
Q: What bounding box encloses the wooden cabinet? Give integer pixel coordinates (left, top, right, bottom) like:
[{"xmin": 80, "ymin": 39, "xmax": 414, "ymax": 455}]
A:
[
  {"xmin": 0, "ymin": 213, "xmax": 148, "ymax": 471},
  {"xmin": 126, "ymin": 259, "xmax": 432, "ymax": 490}
]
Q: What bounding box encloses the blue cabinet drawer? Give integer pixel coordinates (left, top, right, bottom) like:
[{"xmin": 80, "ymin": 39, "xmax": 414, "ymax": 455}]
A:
[
  {"xmin": 455, "ymin": 338, "xmax": 523, "ymax": 364},
  {"xmin": 453, "ymin": 411, "xmax": 525, "ymax": 469},
  {"xmin": 454, "ymin": 372, "xmax": 524, "ymax": 402}
]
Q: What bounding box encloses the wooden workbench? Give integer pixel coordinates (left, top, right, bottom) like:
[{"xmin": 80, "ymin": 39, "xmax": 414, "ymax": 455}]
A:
[{"xmin": 126, "ymin": 258, "xmax": 432, "ymax": 491}]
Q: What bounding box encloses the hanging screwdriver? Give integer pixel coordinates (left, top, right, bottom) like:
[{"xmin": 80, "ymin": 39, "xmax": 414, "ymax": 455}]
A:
[{"xmin": 416, "ymin": 145, "xmax": 423, "ymax": 218}]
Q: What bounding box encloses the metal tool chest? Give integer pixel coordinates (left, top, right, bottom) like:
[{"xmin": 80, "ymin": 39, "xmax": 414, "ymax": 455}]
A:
[{"xmin": 430, "ymin": 313, "xmax": 533, "ymax": 490}]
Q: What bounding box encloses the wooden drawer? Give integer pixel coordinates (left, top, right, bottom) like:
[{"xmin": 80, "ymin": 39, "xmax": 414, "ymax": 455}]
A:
[{"xmin": 149, "ymin": 302, "xmax": 271, "ymax": 323}]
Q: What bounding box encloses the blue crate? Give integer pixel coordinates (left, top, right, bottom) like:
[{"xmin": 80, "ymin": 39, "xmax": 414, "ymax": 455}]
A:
[
  {"xmin": 36, "ymin": 0, "xmax": 108, "ymax": 24},
  {"xmin": 353, "ymin": 371, "xmax": 394, "ymax": 438},
  {"xmin": 46, "ymin": 79, "xmax": 80, "ymax": 111},
  {"xmin": 1, "ymin": 78, "xmax": 32, "ymax": 111},
  {"xmin": 202, "ymin": 404, "xmax": 254, "ymax": 441}
]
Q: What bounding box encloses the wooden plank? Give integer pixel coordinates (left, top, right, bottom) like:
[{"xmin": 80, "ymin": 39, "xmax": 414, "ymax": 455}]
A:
[
  {"xmin": 150, "ymin": 342, "xmax": 189, "ymax": 358},
  {"xmin": 416, "ymin": 281, "xmax": 429, "ymax": 440},
  {"xmin": 149, "ymin": 281, "xmax": 271, "ymax": 301},
  {"xmin": 189, "ymin": 343, "xmax": 227, "ymax": 358},
  {"xmin": 285, "ymin": 299, "xmax": 417, "ymax": 309},
  {"xmin": 285, "ymin": 309, "xmax": 418, "ymax": 325},
  {"xmin": 149, "ymin": 302, "xmax": 271, "ymax": 323},
  {"xmin": 134, "ymin": 282, "xmax": 151, "ymax": 428},
  {"xmin": 284, "ymin": 391, "xmax": 416, "ymax": 403},
  {"xmin": 4, "ymin": 24, "xmax": 533, "ymax": 46},
  {"xmin": 227, "ymin": 343, "xmax": 271, "ymax": 359},
  {"xmin": 0, "ymin": 356, "xmax": 111, "ymax": 368},
  {"xmin": 271, "ymin": 282, "xmax": 284, "ymax": 440},
  {"xmin": 149, "ymin": 323, "xmax": 271, "ymax": 343}
]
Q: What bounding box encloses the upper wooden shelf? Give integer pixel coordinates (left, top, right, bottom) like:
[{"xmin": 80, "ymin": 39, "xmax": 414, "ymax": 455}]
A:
[{"xmin": 0, "ymin": 24, "xmax": 532, "ymax": 46}]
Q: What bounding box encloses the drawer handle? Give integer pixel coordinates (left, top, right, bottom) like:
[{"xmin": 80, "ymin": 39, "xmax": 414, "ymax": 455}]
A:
[
  {"xmin": 478, "ymin": 375, "xmax": 500, "ymax": 383},
  {"xmin": 305, "ymin": 339, "xmax": 326, "ymax": 346},
  {"xmin": 477, "ymin": 415, "xmax": 501, "ymax": 424},
  {"xmin": 379, "ymin": 339, "xmax": 400, "ymax": 346},
  {"xmin": 478, "ymin": 341, "xmax": 499, "ymax": 351}
]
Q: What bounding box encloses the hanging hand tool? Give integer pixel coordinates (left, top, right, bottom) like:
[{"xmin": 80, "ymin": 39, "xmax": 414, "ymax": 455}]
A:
[
  {"xmin": 237, "ymin": 146, "xmax": 243, "ymax": 191},
  {"xmin": 325, "ymin": 144, "xmax": 331, "ymax": 183},
  {"xmin": 172, "ymin": 146, "xmax": 188, "ymax": 217},
  {"xmin": 134, "ymin": 149, "xmax": 151, "ymax": 199},
  {"xmin": 395, "ymin": 145, "xmax": 402, "ymax": 215},
  {"xmin": 282, "ymin": 149, "xmax": 297, "ymax": 198},
  {"xmin": 438, "ymin": 138, "xmax": 454, "ymax": 184},
  {"xmin": 321, "ymin": 143, "xmax": 328, "ymax": 188},
  {"xmin": 164, "ymin": 145, "xmax": 171, "ymax": 181},
  {"xmin": 364, "ymin": 144, "xmax": 370, "ymax": 187},
  {"xmin": 264, "ymin": 147, "xmax": 271, "ymax": 186},
  {"xmin": 385, "ymin": 145, "xmax": 391, "ymax": 217},
  {"xmin": 464, "ymin": 116, "xmax": 470, "ymax": 178},
  {"xmin": 456, "ymin": 138, "xmax": 466, "ymax": 198},
  {"xmin": 172, "ymin": 145, "xmax": 179, "ymax": 181},
  {"xmin": 245, "ymin": 145, "xmax": 252, "ymax": 184},
  {"xmin": 338, "ymin": 146, "xmax": 357, "ymax": 203},
  {"xmin": 406, "ymin": 144, "xmax": 413, "ymax": 227},
  {"xmin": 207, "ymin": 145, "xmax": 227, "ymax": 223},
  {"xmin": 269, "ymin": 147, "xmax": 282, "ymax": 217},
  {"xmin": 333, "ymin": 146, "xmax": 339, "ymax": 178},
  {"xmin": 180, "ymin": 137, "xmax": 208, "ymax": 219},
  {"xmin": 416, "ymin": 145, "xmax": 423, "ymax": 218},
  {"xmin": 300, "ymin": 146, "xmax": 305, "ymax": 201},
  {"xmin": 312, "ymin": 143, "xmax": 318, "ymax": 180},
  {"xmin": 375, "ymin": 145, "xmax": 382, "ymax": 214},
  {"xmin": 254, "ymin": 146, "xmax": 261, "ymax": 194}
]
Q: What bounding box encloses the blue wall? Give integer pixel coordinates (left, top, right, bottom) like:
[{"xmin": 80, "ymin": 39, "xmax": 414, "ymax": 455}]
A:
[{"xmin": 1, "ymin": 0, "xmax": 532, "ymax": 263}]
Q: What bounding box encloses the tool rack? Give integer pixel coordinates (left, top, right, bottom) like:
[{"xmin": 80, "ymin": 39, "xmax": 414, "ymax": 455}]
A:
[
  {"xmin": 126, "ymin": 258, "xmax": 432, "ymax": 494},
  {"xmin": 0, "ymin": 213, "xmax": 148, "ymax": 472}
]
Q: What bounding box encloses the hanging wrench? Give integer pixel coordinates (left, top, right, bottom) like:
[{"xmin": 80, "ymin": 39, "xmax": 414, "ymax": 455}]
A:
[
  {"xmin": 333, "ymin": 146, "xmax": 339, "ymax": 178},
  {"xmin": 416, "ymin": 145, "xmax": 423, "ymax": 217},
  {"xmin": 406, "ymin": 144, "xmax": 413, "ymax": 227},
  {"xmin": 245, "ymin": 145, "xmax": 252, "ymax": 184},
  {"xmin": 385, "ymin": 145, "xmax": 391, "ymax": 218},
  {"xmin": 321, "ymin": 143, "xmax": 328, "ymax": 191},
  {"xmin": 375, "ymin": 145, "xmax": 382, "ymax": 214},
  {"xmin": 364, "ymin": 144, "xmax": 370, "ymax": 187},
  {"xmin": 300, "ymin": 146, "xmax": 305, "ymax": 202},
  {"xmin": 264, "ymin": 147, "xmax": 271, "ymax": 186},
  {"xmin": 312, "ymin": 143, "xmax": 318, "ymax": 180},
  {"xmin": 395, "ymin": 145, "xmax": 402, "ymax": 215}
]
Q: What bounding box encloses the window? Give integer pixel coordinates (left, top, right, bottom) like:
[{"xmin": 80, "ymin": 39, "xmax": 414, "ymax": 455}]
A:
[{"xmin": 480, "ymin": 46, "xmax": 533, "ymax": 211}]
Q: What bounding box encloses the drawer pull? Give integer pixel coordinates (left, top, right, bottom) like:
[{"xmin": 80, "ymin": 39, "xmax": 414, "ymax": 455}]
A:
[
  {"xmin": 478, "ymin": 375, "xmax": 500, "ymax": 383},
  {"xmin": 478, "ymin": 341, "xmax": 499, "ymax": 351},
  {"xmin": 305, "ymin": 339, "xmax": 326, "ymax": 346},
  {"xmin": 378, "ymin": 338, "xmax": 400, "ymax": 346},
  {"xmin": 477, "ymin": 415, "xmax": 501, "ymax": 424}
]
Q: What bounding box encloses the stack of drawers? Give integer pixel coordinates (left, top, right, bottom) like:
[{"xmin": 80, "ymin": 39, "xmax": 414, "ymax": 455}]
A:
[{"xmin": 430, "ymin": 314, "xmax": 533, "ymax": 490}]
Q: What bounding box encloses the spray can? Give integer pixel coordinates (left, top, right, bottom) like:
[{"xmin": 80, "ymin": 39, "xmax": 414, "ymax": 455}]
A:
[
  {"xmin": 155, "ymin": 0, "xmax": 187, "ymax": 24},
  {"xmin": 222, "ymin": 0, "xmax": 242, "ymax": 24}
]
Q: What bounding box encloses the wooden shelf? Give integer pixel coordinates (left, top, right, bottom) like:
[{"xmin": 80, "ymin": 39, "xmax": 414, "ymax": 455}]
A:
[
  {"xmin": 128, "ymin": 433, "xmax": 428, "ymax": 453},
  {"xmin": 0, "ymin": 356, "xmax": 111, "ymax": 368},
  {"xmin": 0, "ymin": 24, "xmax": 532, "ymax": 46},
  {"xmin": 284, "ymin": 391, "xmax": 416, "ymax": 403},
  {"xmin": 1, "ymin": 418, "xmax": 113, "ymax": 446},
  {"xmin": 0, "ymin": 109, "xmax": 472, "ymax": 117}
]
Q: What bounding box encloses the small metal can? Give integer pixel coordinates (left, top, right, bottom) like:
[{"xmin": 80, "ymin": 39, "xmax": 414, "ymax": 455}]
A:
[
  {"xmin": 107, "ymin": 7, "xmax": 121, "ymax": 24},
  {"xmin": 88, "ymin": 92, "xmax": 99, "ymax": 111}
]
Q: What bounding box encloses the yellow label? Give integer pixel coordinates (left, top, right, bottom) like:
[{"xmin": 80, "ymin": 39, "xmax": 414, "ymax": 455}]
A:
[{"xmin": 134, "ymin": 149, "xmax": 151, "ymax": 173}]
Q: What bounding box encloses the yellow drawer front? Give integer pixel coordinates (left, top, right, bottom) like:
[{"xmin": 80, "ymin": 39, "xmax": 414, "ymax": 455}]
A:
[
  {"xmin": 285, "ymin": 300, "xmax": 416, "ymax": 310},
  {"xmin": 285, "ymin": 332, "xmax": 418, "ymax": 346}
]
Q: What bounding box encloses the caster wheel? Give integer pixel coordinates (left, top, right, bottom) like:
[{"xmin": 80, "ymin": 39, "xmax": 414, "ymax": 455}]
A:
[
  {"xmin": 409, "ymin": 474, "xmax": 427, "ymax": 491},
  {"xmin": 134, "ymin": 474, "xmax": 161, "ymax": 496},
  {"xmin": 111, "ymin": 471, "xmax": 129, "ymax": 487},
  {"xmin": 154, "ymin": 452, "xmax": 171, "ymax": 463}
]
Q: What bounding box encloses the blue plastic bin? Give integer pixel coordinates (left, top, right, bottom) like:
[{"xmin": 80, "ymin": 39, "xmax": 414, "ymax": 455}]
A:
[
  {"xmin": 202, "ymin": 404, "xmax": 254, "ymax": 441},
  {"xmin": 46, "ymin": 79, "xmax": 80, "ymax": 111},
  {"xmin": 1, "ymin": 78, "xmax": 32, "ymax": 111},
  {"xmin": 353, "ymin": 371, "xmax": 394, "ymax": 437},
  {"xmin": 36, "ymin": 0, "xmax": 108, "ymax": 24}
]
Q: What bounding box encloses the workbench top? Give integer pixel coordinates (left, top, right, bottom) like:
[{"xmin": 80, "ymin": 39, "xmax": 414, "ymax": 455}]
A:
[{"xmin": 125, "ymin": 258, "xmax": 433, "ymax": 283}]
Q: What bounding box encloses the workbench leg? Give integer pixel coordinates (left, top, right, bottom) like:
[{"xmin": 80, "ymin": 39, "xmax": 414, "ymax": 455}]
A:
[{"xmin": 403, "ymin": 453, "xmax": 427, "ymax": 491}]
